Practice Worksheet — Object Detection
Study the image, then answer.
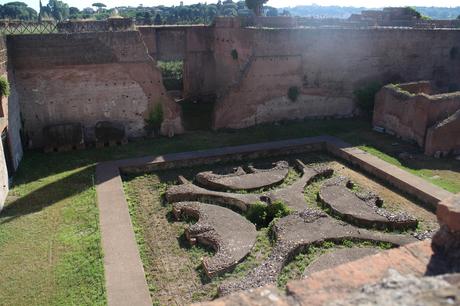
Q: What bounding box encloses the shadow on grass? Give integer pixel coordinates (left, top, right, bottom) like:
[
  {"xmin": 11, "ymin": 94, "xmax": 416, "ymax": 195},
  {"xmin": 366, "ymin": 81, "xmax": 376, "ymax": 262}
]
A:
[
  {"xmin": 0, "ymin": 166, "xmax": 93, "ymax": 224},
  {"xmin": 13, "ymin": 119, "xmax": 370, "ymax": 185}
]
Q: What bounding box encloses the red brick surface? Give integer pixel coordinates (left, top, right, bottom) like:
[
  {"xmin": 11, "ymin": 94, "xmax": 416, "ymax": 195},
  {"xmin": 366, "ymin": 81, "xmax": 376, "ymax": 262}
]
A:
[{"xmin": 437, "ymin": 194, "xmax": 460, "ymax": 232}]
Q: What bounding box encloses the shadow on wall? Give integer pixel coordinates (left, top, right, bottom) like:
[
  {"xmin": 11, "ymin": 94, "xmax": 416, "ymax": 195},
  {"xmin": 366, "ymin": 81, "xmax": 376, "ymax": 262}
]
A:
[{"xmin": 0, "ymin": 166, "xmax": 93, "ymax": 225}]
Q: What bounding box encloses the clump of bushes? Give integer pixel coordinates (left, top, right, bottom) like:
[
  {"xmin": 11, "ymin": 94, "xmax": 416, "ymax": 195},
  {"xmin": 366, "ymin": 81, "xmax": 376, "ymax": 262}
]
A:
[
  {"xmin": 157, "ymin": 60, "xmax": 183, "ymax": 91},
  {"xmin": 353, "ymin": 82, "xmax": 382, "ymax": 115},
  {"xmin": 145, "ymin": 103, "xmax": 164, "ymax": 136},
  {"xmin": 287, "ymin": 86, "xmax": 300, "ymax": 102},
  {"xmin": 0, "ymin": 76, "xmax": 10, "ymax": 98},
  {"xmin": 245, "ymin": 200, "xmax": 291, "ymax": 228}
]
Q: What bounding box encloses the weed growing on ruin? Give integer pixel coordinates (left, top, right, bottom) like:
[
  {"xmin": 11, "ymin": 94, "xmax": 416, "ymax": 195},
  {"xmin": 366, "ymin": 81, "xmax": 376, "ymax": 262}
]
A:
[
  {"xmin": 288, "ymin": 86, "xmax": 300, "ymax": 101},
  {"xmin": 353, "ymin": 82, "xmax": 382, "ymax": 115},
  {"xmin": 0, "ymin": 76, "xmax": 10, "ymax": 97},
  {"xmin": 231, "ymin": 49, "xmax": 238, "ymax": 60},
  {"xmin": 245, "ymin": 200, "xmax": 291, "ymax": 228},
  {"xmin": 157, "ymin": 60, "xmax": 184, "ymax": 90},
  {"xmin": 145, "ymin": 103, "xmax": 164, "ymax": 136}
]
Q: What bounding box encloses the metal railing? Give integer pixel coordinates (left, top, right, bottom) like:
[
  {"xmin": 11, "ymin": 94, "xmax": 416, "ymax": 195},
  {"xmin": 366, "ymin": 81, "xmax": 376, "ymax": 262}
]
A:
[{"xmin": 0, "ymin": 18, "xmax": 134, "ymax": 35}]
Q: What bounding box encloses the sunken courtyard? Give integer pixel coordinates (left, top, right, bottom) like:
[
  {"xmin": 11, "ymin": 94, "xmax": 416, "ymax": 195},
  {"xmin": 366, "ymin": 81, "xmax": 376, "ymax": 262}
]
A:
[{"xmin": 0, "ymin": 10, "xmax": 459, "ymax": 306}]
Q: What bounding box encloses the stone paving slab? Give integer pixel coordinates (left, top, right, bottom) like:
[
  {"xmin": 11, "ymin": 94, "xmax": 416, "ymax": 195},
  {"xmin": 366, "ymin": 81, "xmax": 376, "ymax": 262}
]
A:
[{"xmin": 95, "ymin": 163, "xmax": 152, "ymax": 306}]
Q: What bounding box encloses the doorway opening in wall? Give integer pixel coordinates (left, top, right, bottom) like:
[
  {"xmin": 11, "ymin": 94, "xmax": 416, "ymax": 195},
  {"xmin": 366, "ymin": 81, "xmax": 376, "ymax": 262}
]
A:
[
  {"xmin": 1, "ymin": 128, "xmax": 14, "ymax": 178},
  {"xmin": 179, "ymin": 94, "xmax": 216, "ymax": 131},
  {"xmin": 157, "ymin": 60, "xmax": 184, "ymax": 100}
]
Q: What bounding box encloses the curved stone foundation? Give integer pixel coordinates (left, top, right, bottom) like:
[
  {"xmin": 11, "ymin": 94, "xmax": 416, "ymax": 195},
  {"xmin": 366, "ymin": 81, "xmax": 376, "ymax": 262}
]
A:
[
  {"xmin": 172, "ymin": 201, "xmax": 258, "ymax": 277},
  {"xmin": 195, "ymin": 161, "xmax": 289, "ymax": 191},
  {"xmin": 318, "ymin": 177, "xmax": 418, "ymax": 231},
  {"xmin": 218, "ymin": 209, "xmax": 416, "ymax": 295}
]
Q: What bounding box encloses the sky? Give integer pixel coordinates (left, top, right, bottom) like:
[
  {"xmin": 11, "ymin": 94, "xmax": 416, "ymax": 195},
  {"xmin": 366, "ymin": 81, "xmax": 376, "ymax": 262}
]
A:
[{"xmin": 3, "ymin": 0, "xmax": 460, "ymax": 12}]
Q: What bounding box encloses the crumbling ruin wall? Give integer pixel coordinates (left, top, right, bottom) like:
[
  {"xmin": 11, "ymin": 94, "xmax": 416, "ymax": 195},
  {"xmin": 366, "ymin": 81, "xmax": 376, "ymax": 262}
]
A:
[
  {"xmin": 8, "ymin": 31, "xmax": 183, "ymax": 148},
  {"xmin": 212, "ymin": 25, "xmax": 460, "ymax": 129},
  {"xmin": 373, "ymin": 82, "xmax": 460, "ymax": 154},
  {"xmin": 138, "ymin": 26, "xmax": 216, "ymax": 98},
  {"xmin": 425, "ymin": 109, "xmax": 460, "ymax": 156}
]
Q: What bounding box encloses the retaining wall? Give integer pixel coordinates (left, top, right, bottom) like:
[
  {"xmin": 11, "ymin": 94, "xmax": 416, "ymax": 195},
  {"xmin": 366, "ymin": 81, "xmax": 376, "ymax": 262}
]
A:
[{"xmin": 8, "ymin": 31, "xmax": 183, "ymax": 148}]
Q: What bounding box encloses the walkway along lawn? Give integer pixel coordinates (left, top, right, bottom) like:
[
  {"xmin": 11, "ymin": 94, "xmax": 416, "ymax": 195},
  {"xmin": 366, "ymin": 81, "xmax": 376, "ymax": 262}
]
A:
[{"xmin": 0, "ymin": 119, "xmax": 458, "ymax": 305}]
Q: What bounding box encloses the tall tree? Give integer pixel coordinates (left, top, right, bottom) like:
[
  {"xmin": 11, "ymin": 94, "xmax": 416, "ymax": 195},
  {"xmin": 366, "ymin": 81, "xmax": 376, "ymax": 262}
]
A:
[
  {"xmin": 245, "ymin": 0, "xmax": 268, "ymax": 16},
  {"xmin": 92, "ymin": 2, "xmax": 106, "ymax": 12}
]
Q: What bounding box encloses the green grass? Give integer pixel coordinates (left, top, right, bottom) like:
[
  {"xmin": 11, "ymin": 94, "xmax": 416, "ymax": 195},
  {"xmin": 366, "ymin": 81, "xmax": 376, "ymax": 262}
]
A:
[{"xmin": 0, "ymin": 118, "xmax": 458, "ymax": 305}]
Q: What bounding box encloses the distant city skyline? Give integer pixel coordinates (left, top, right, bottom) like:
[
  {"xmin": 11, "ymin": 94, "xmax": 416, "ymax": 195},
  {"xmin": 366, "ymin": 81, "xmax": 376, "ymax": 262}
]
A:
[{"xmin": 3, "ymin": 0, "xmax": 460, "ymax": 12}]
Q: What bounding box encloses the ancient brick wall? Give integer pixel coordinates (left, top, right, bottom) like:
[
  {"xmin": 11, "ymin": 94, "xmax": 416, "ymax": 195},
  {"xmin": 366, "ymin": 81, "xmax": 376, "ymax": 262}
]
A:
[
  {"xmin": 212, "ymin": 26, "xmax": 460, "ymax": 129},
  {"xmin": 7, "ymin": 23, "xmax": 460, "ymax": 143},
  {"xmin": 373, "ymin": 82, "xmax": 460, "ymax": 155},
  {"xmin": 425, "ymin": 109, "xmax": 460, "ymax": 156},
  {"xmin": 0, "ymin": 36, "xmax": 10, "ymax": 211},
  {"xmin": 8, "ymin": 31, "xmax": 183, "ymax": 148},
  {"xmin": 138, "ymin": 26, "xmax": 215, "ymax": 98}
]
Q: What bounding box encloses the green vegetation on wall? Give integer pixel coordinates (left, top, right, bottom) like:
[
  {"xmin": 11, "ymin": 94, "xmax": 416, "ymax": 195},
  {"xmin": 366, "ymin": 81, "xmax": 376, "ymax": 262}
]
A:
[
  {"xmin": 157, "ymin": 60, "xmax": 183, "ymax": 91},
  {"xmin": 0, "ymin": 76, "xmax": 10, "ymax": 97},
  {"xmin": 353, "ymin": 82, "xmax": 382, "ymax": 115},
  {"xmin": 145, "ymin": 103, "xmax": 164, "ymax": 136},
  {"xmin": 231, "ymin": 49, "xmax": 239, "ymax": 60},
  {"xmin": 288, "ymin": 86, "xmax": 300, "ymax": 102}
]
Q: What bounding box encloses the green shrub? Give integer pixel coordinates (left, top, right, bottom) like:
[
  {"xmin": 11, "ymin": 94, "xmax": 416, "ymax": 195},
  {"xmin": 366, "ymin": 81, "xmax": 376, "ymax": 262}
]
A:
[
  {"xmin": 145, "ymin": 103, "xmax": 164, "ymax": 136},
  {"xmin": 287, "ymin": 86, "xmax": 299, "ymax": 102},
  {"xmin": 353, "ymin": 82, "xmax": 382, "ymax": 115},
  {"xmin": 157, "ymin": 60, "xmax": 183, "ymax": 91},
  {"xmin": 246, "ymin": 200, "xmax": 291, "ymax": 228},
  {"xmin": 231, "ymin": 49, "xmax": 239, "ymax": 60},
  {"xmin": 0, "ymin": 76, "xmax": 10, "ymax": 97}
]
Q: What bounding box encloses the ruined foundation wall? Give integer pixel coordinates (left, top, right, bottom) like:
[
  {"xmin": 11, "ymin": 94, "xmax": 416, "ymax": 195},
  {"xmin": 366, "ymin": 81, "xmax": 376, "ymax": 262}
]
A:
[
  {"xmin": 212, "ymin": 27, "xmax": 460, "ymax": 129},
  {"xmin": 373, "ymin": 83, "xmax": 460, "ymax": 149},
  {"xmin": 8, "ymin": 31, "xmax": 183, "ymax": 148}
]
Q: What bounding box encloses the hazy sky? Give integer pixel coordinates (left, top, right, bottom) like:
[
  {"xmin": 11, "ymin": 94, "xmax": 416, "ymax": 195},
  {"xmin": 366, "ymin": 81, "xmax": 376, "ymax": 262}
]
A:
[{"xmin": 4, "ymin": 0, "xmax": 460, "ymax": 11}]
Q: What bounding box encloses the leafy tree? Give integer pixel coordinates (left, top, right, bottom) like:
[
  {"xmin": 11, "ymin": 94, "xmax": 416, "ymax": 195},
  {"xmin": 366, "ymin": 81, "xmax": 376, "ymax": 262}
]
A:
[
  {"xmin": 41, "ymin": 0, "xmax": 69, "ymax": 21},
  {"xmin": 154, "ymin": 13, "xmax": 162, "ymax": 25},
  {"xmin": 266, "ymin": 6, "xmax": 278, "ymax": 16},
  {"xmin": 245, "ymin": 0, "xmax": 268, "ymax": 16},
  {"xmin": 92, "ymin": 2, "xmax": 107, "ymax": 11},
  {"xmin": 0, "ymin": 2, "xmax": 38, "ymax": 20}
]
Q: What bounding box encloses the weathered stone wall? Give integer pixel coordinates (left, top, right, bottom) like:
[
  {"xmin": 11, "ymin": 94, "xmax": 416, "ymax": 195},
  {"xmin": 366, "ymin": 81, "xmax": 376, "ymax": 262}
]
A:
[
  {"xmin": 7, "ymin": 22, "xmax": 460, "ymax": 142},
  {"xmin": 373, "ymin": 82, "xmax": 460, "ymax": 154},
  {"xmin": 138, "ymin": 26, "xmax": 215, "ymax": 98},
  {"xmin": 0, "ymin": 36, "xmax": 10, "ymax": 211},
  {"xmin": 8, "ymin": 31, "xmax": 183, "ymax": 148},
  {"xmin": 212, "ymin": 26, "xmax": 460, "ymax": 129},
  {"xmin": 425, "ymin": 109, "xmax": 460, "ymax": 156}
]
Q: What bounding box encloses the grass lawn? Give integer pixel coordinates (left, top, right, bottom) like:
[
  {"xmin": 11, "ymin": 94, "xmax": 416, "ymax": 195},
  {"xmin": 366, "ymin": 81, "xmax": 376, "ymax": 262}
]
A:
[{"xmin": 0, "ymin": 118, "xmax": 458, "ymax": 305}]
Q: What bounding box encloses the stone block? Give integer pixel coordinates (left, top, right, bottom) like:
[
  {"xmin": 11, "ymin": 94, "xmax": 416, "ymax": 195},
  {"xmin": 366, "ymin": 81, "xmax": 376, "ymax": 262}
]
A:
[
  {"xmin": 95, "ymin": 121, "xmax": 126, "ymax": 143},
  {"xmin": 437, "ymin": 194, "xmax": 460, "ymax": 232},
  {"xmin": 43, "ymin": 122, "xmax": 84, "ymax": 148}
]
